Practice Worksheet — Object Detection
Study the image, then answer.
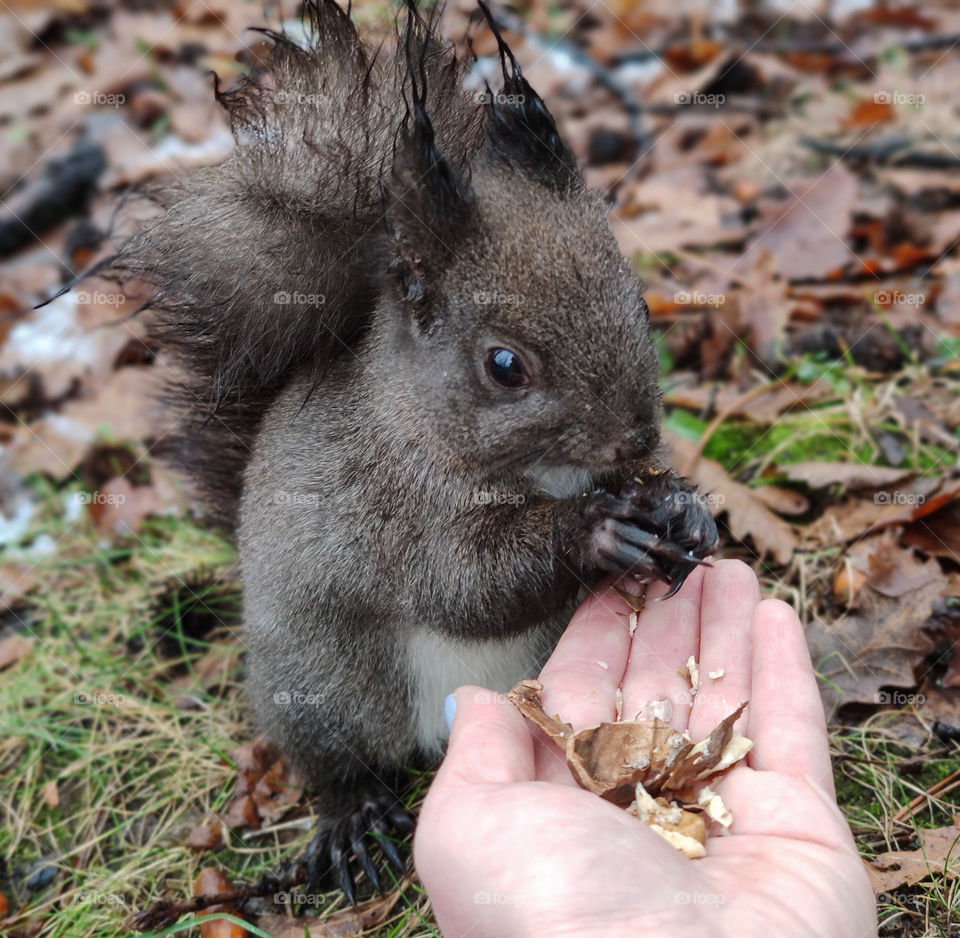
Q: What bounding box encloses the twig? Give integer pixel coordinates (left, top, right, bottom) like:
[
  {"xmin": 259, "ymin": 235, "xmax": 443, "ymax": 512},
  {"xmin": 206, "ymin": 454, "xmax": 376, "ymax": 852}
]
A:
[
  {"xmin": 612, "ymin": 32, "xmax": 960, "ymax": 66},
  {"xmin": 801, "ymin": 135, "xmax": 960, "ymax": 169},
  {"xmin": 892, "ymin": 767, "xmax": 960, "ymax": 824},
  {"xmin": 678, "ymin": 381, "xmax": 780, "ymax": 477},
  {"xmin": 131, "ymin": 865, "xmax": 305, "ymax": 931}
]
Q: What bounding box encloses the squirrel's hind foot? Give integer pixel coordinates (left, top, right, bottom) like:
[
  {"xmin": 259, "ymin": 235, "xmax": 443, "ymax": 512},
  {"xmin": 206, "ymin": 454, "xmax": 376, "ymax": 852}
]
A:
[{"xmin": 299, "ymin": 785, "xmax": 414, "ymax": 905}]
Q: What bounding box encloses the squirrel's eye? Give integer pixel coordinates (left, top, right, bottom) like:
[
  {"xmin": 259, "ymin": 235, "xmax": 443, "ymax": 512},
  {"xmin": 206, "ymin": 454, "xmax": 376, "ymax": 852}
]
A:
[{"xmin": 486, "ymin": 347, "xmax": 529, "ymax": 389}]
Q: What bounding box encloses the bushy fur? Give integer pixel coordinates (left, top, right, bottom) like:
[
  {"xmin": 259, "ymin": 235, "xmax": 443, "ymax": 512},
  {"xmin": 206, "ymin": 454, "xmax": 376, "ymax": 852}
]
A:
[{"xmin": 102, "ymin": 1, "xmax": 488, "ymax": 525}]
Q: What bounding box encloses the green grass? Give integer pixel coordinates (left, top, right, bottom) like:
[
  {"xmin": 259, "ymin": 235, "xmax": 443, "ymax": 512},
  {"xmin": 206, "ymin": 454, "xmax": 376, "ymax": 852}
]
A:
[
  {"xmin": 0, "ymin": 492, "xmax": 437, "ymax": 937},
  {"xmin": 663, "ymin": 350, "xmax": 956, "ymax": 480}
]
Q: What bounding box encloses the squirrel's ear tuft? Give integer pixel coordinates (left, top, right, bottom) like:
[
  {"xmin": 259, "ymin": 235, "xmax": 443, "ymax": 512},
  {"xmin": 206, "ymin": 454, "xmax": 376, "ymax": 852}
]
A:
[
  {"xmin": 476, "ymin": 1, "xmax": 580, "ymax": 190},
  {"xmin": 384, "ymin": 0, "xmax": 476, "ymax": 310}
]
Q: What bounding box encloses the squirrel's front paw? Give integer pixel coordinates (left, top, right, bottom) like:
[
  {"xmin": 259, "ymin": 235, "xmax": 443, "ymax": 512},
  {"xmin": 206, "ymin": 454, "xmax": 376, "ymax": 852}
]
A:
[{"xmin": 583, "ymin": 472, "xmax": 718, "ymax": 597}]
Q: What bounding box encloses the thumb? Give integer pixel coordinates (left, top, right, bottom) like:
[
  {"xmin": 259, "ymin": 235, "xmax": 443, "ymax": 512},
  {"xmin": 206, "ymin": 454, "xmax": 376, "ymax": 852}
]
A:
[{"xmin": 436, "ymin": 685, "xmax": 535, "ymax": 787}]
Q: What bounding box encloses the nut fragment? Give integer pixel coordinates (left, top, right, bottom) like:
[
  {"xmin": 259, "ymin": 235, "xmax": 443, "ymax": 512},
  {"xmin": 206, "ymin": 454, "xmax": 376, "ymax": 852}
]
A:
[{"xmin": 506, "ymin": 680, "xmax": 752, "ymax": 858}]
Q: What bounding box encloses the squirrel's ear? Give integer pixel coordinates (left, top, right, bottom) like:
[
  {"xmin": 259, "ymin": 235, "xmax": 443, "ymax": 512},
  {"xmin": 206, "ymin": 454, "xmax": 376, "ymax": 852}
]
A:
[
  {"xmin": 476, "ymin": 1, "xmax": 580, "ymax": 190},
  {"xmin": 384, "ymin": 1, "xmax": 476, "ymax": 311}
]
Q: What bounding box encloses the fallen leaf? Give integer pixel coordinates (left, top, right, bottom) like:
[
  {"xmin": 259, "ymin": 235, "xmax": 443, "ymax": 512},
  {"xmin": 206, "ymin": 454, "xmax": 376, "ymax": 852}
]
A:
[
  {"xmin": 750, "ymin": 485, "xmax": 809, "ymax": 516},
  {"xmin": 257, "ymin": 890, "xmax": 401, "ymax": 937},
  {"xmin": 904, "ymin": 501, "xmax": 960, "ymax": 565},
  {"xmin": 748, "ymin": 165, "xmax": 858, "ymax": 280},
  {"xmin": 780, "ymin": 462, "xmax": 914, "ymax": 490},
  {"xmin": 193, "ymin": 868, "xmax": 246, "ymax": 938},
  {"xmin": 844, "ymin": 529, "xmax": 944, "ymax": 599},
  {"xmin": 186, "ymin": 822, "xmax": 223, "ymax": 851},
  {"xmin": 844, "ymin": 97, "xmax": 895, "ymax": 127},
  {"xmin": 867, "ymin": 823, "xmax": 960, "ymax": 893},
  {"xmin": 0, "ymin": 633, "xmax": 31, "ymax": 670},
  {"xmin": 807, "ymin": 577, "xmax": 945, "ymax": 714}
]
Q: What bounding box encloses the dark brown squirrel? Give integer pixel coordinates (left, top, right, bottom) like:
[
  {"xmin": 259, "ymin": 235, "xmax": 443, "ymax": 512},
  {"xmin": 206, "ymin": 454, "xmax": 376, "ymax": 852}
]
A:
[{"xmin": 98, "ymin": 0, "xmax": 718, "ymax": 901}]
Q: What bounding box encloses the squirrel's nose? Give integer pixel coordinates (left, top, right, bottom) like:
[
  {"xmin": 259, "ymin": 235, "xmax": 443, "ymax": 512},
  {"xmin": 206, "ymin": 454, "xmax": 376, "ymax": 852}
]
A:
[{"xmin": 608, "ymin": 426, "xmax": 658, "ymax": 464}]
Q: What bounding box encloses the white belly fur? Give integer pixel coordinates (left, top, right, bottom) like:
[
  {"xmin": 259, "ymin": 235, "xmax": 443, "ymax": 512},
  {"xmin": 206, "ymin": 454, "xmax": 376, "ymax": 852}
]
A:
[{"xmin": 407, "ymin": 624, "xmax": 555, "ymax": 756}]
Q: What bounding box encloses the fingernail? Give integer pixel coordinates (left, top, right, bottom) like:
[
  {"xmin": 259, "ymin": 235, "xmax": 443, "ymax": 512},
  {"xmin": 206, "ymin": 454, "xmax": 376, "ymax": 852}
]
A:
[{"xmin": 443, "ymin": 693, "xmax": 457, "ymax": 732}]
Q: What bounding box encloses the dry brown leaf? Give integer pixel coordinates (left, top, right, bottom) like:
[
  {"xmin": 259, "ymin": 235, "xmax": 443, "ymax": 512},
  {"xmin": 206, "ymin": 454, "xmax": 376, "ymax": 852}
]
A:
[
  {"xmin": 844, "ymin": 97, "xmax": 895, "ymax": 126},
  {"xmin": 186, "ymin": 822, "xmax": 223, "ymax": 851},
  {"xmin": 749, "ymin": 485, "xmax": 809, "ymax": 516},
  {"xmin": 225, "ymin": 794, "xmax": 259, "ymax": 831},
  {"xmin": 921, "ymin": 597, "xmax": 960, "ymax": 689},
  {"xmin": 748, "ymin": 165, "xmax": 858, "ymax": 280},
  {"xmin": 0, "ymin": 633, "xmax": 31, "ymax": 670},
  {"xmin": 806, "ymin": 478, "xmax": 960, "ymax": 547},
  {"xmin": 663, "ymin": 379, "xmax": 833, "ymax": 426},
  {"xmin": 807, "ymin": 576, "xmax": 945, "ymax": 714},
  {"xmin": 193, "ymin": 867, "xmax": 247, "ymax": 938},
  {"xmin": 256, "ymin": 890, "xmax": 401, "ymax": 938},
  {"xmin": 843, "ymin": 530, "xmax": 943, "ymax": 599},
  {"xmin": 867, "ymin": 823, "xmax": 960, "ymax": 893},
  {"xmin": 781, "ymin": 462, "xmax": 914, "ymax": 490},
  {"xmin": 904, "ymin": 501, "xmax": 960, "ymax": 565}
]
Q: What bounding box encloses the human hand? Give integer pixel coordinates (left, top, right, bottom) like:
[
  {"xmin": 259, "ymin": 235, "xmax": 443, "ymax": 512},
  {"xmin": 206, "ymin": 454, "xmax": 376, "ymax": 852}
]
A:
[{"xmin": 414, "ymin": 560, "xmax": 877, "ymax": 938}]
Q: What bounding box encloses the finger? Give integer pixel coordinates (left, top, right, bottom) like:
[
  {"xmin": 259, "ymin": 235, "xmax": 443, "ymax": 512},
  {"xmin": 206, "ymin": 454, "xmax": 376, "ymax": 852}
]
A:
[
  {"xmin": 747, "ymin": 599, "xmax": 835, "ymax": 797},
  {"xmin": 688, "ymin": 559, "xmax": 759, "ymax": 740},
  {"xmin": 619, "ymin": 566, "xmax": 705, "ymax": 729},
  {"xmin": 436, "ymin": 685, "xmax": 535, "ymax": 787},
  {"xmin": 533, "ymin": 582, "xmax": 636, "ymax": 784},
  {"xmin": 538, "ymin": 580, "xmax": 634, "ymax": 729},
  {"xmin": 709, "ymin": 767, "xmax": 858, "ymax": 855}
]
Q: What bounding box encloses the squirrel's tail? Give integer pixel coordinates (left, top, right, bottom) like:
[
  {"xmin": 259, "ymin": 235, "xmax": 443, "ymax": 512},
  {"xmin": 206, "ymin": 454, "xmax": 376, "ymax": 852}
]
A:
[{"xmin": 99, "ymin": 0, "xmax": 482, "ymax": 526}]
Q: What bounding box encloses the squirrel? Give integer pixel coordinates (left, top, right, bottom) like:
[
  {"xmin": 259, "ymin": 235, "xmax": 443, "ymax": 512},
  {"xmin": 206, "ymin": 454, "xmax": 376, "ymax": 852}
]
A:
[{"xmin": 98, "ymin": 0, "xmax": 718, "ymax": 902}]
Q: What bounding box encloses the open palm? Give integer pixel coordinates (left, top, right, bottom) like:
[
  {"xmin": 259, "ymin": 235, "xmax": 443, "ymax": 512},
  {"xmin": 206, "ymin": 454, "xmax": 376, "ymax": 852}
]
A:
[{"xmin": 414, "ymin": 560, "xmax": 877, "ymax": 938}]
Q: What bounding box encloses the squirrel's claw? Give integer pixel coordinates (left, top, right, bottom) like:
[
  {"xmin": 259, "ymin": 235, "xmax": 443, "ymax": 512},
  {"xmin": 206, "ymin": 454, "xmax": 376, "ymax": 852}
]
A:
[
  {"xmin": 369, "ymin": 816, "xmax": 407, "ymax": 874},
  {"xmin": 298, "ymin": 789, "xmax": 412, "ymax": 905}
]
